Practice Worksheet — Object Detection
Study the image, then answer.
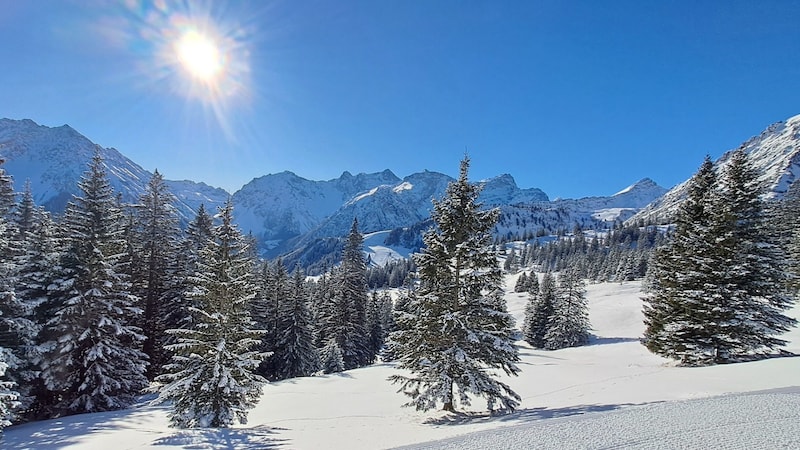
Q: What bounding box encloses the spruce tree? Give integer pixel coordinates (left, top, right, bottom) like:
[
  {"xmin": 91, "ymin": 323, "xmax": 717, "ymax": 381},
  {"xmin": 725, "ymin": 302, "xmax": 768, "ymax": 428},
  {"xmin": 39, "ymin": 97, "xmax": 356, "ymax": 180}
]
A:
[
  {"xmin": 273, "ymin": 268, "xmax": 320, "ymax": 379},
  {"xmin": 389, "ymin": 157, "xmax": 520, "ymax": 412},
  {"xmin": 38, "ymin": 151, "xmax": 148, "ymax": 415},
  {"xmin": 155, "ymin": 200, "xmax": 267, "ymax": 428},
  {"xmin": 643, "ymin": 151, "xmax": 796, "ymax": 364},
  {"xmin": 642, "ymin": 156, "xmax": 718, "ymax": 363},
  {"xmin": 338, "ymin": 219, "xmax": 370, "ymax": 368},
  {"xmin": 524, "ymin": 272, "xmax": 556, "ymax": 349},
  {"xmin": 706, "ymin": 149, "xmax": 795, "ymax": 360},
  {"xmin": 0, "ymin": 352, "xmax": 19, "ymax": 432},
  {"xmin": 132, "ymin": 170, "xmax": 182, "ymax": 379},
  {"xmin": 544, "ymin": 269, "xmax": 590, "ymax": 349},
  {"xmin": 514, "ymin": 272, "xmax": 528, "ymax": 293}
]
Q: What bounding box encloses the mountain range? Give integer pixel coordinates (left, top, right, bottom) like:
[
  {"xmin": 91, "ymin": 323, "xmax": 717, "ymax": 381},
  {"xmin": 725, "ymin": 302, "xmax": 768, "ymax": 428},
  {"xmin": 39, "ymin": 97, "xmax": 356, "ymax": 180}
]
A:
[{"xmin": 1, "ymin": 114, "xmax": 798, "ymax": 268}]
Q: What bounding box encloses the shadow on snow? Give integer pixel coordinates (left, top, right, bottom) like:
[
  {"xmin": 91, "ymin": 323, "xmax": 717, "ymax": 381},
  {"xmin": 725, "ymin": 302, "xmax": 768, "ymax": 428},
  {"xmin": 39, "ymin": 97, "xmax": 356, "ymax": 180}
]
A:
[
  {"xmin": 423, "ymin": 402, "xmax": 645, "ymax": 426},
  {"xmin": 152, "ymin": 425, "xmax": 288, "ymax": 449}
]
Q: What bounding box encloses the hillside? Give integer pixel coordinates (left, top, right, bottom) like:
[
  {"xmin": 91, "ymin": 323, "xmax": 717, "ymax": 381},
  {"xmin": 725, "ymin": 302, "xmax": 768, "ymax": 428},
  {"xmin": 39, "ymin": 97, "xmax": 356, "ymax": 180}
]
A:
[
  {"xmin": 631, "ymin": 113, "xmax": 800, "ymax": 224},
  {"xmin": 5, "ymin": 279, "xmax": 798, "ymax": 449}
]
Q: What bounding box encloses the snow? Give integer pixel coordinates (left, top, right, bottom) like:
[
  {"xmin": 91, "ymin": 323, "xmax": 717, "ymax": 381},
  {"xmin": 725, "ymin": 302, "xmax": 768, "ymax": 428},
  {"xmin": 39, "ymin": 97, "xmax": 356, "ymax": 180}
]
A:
[
  {"xmin": 4, "ymin": 279, "xmax": 799, "ymax": 449},
  {"xmin": 363, "ymin": 230, "xmax": 414, "ymax": 266}
]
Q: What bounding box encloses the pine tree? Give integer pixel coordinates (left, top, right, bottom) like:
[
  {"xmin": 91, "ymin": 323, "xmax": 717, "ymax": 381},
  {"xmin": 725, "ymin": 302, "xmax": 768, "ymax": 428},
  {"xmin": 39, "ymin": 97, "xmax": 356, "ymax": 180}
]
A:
[
  {"xmin": 17, "ymin": 211, "xmax": 60, "ymax": 420},
  {"xmin": 643, "ymin": 151, "xmax": 796, "ymax": 364},
  {"xmin": 38, "ymin": 151, "xmax": 148, "ymax": 415},
  {"xmin": 642, "ymin": 156, "xmax": 718, "ymax": 363},
  {"xmin": 389, "ymin": 157, "xmax": 520, "ymax": 413},
  {"xmin": 706, "ymin": 149, "xmax": 795, "ymax": 361},
  {"xmin": 273, "ymin": 268, "xmax": 320, "ymax": 379},
  {"xmin": 320, "ymin": 340, "xmax": 344, "ymax": 374},
  {"xmin": 170, "ymin": 203, "xmax": 215, "ymax": 333},
  {"xmin": 0, "ymin": 351, "xmax": 20, "ymax": 432},
  {"xmin": 544, "ymin": 269, "xmax": 590, "ymax": 349},
  {"xmin": 132, "ymin": 170, "xmax": 182, "ymax": 379},
  {"xmin": 514, "ymin": 272, "xmax": 528, "ymax": 293},
  {"xmin": 338, "ymin": 219, "xmax": 370, "ymax": 368},
  {"xmin": 524, "ymin": 272, "xmax": 556, "ymax": 348},
  {"xmin": 155, "ymin": 200, "xmax": 267, "ymax": 428},
  {"xmin": 776, "ymin": 180, "xmax": 800, "ymax": 294}
]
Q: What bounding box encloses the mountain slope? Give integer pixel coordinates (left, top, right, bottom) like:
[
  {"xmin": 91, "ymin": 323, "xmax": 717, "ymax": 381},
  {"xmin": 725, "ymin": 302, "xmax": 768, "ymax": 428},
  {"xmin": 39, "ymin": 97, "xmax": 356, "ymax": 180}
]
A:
[
  {"xmin": 231, "ymin": 169, "xmax": 401, "ymax": 247},
  {"xmin": 0, "ymin": 118, "xmax": 228, "ymax": 223},
  {"xmin": 631, "ymin": 113, "xmax": 800, "ymax": 224}
]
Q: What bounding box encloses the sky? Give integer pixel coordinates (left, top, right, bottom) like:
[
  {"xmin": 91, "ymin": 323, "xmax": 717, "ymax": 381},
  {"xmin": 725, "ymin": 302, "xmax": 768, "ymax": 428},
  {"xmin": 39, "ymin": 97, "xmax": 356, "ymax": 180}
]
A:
[{"xmin": 1, "ymin": 0, "xmax": 799, "ymax": 199}]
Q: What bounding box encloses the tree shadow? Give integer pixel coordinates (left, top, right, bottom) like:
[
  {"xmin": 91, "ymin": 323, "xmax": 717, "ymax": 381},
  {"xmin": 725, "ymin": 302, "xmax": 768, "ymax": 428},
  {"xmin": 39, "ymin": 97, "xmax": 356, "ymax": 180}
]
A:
[
  {"xmin": 423, "ymin": 402, "xmax": 645, "ymax": 426},
  {"xmin": 152, "ymin": 425, "xmax": 288, "ymax": 449},
  {"xmin": 3, "ymin": 406, "xmax": 169, "ymax": 450}
]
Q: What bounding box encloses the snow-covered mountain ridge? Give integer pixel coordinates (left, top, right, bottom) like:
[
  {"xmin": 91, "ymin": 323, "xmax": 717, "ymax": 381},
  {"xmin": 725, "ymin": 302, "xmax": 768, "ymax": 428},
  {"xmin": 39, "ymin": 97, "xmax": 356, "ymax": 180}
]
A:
[
  {"xmin": 0, "ymin": 117, "xmax": 667, "ymax": 265},
  {"xmin": 0, "ymin": 118, "xmax": 229, "ymax": 224},
  {"xmin": 630, "ymin": 113, "xmax": 800, "ymax": 224}
]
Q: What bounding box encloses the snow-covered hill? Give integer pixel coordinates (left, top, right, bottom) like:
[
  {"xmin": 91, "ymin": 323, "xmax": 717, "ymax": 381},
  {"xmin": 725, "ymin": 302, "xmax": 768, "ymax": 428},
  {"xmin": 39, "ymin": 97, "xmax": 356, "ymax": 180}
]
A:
[
  {"xmin": 631, "ymin": 113, "xmax": 800, "ymax": 224},
  {"xmin": 4, "ymin": 279, "xmax": 798, "ymax": 449},
  {"xmin": 0, "ymin": 118, "xmax": 228, "ymax": 223}
]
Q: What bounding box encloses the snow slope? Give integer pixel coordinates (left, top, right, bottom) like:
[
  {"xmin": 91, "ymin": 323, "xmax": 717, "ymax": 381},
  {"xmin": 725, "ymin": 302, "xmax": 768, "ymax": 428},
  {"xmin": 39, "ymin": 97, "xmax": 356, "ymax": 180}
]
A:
[
  {"xmin": 5, "ymin": 278, "xmax": 798, "ymax": 449},
  {"xmin": 631, "ymin": 113, "xmax": 800, "ymax": 224}
]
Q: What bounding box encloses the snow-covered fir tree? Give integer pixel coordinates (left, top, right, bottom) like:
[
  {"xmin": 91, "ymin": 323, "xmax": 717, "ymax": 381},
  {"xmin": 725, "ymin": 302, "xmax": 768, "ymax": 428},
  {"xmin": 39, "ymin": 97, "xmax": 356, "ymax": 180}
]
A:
[
  {"xmin": 273, "ymin": 267, "xmax": 320, "ymax": 379},
  {"xmin": 389, "ymin": 157, "xmax": 520, "ymax": 413},
  {"xmin": 251, "ymin": 259, "xmax": 290, "ymax": 380},
  {"xmin": 316, "ymin": 219, "xmax": 372, "ymax": 371},
  {"xmin": 776, "ymin": 179, "xmax": 800, "ymax": 294},
  {"xmin": 131, "ymin": 170, "xmax": 182, "ymax": 379},
  {"xmin": 38, "ymin": 151, "xmax": 148, "ymax": 415},
  {"xmin": 643, "ymin": 151, "xmax": 796, "ymax": 365},
  {"xmin": 514, "ymin": 272, "xmax": 528, "ymax": 293},
  {"xmin": 170, "ymin": 203, "xmax": 215, "ymax": 333},
  {"xmin": 0, "ymin": 352, "xmax": 19, "ymax": 433},
  {"xmin": 544, "ymin": 269, "xmax": 590, "ymax": 350},
  {"xmin": 706, "ymin": 149, "xmax": 795, "ymax": 361},
  {"xmin": 365, "ymin": 290, "xmax": 393, "ymax": 361},
  {"xmin": 642, "ymin": 156, "xmax": 718, "ymax": 363},
  {"xmin": 155, "ymin": 199, "xmax": 267, "ymax": 428},
  {"xmin": 523, "ymin": 272, "xmax": 556, "ymax": 349}
]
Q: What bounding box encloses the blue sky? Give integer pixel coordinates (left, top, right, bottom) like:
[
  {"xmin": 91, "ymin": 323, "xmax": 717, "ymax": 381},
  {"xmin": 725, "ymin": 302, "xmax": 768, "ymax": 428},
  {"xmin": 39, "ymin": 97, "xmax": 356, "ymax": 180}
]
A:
[{"xmin": 1, "ymin": 1, "xmax": 799, "ymax": 199}]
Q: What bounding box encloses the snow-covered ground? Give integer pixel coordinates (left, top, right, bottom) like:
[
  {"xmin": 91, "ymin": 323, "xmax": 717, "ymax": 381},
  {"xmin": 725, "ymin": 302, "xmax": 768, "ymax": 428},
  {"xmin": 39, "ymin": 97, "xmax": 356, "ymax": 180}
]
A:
[{"xmin": 5, "ymin": 278, "xmax": 799, "ymax": 449}]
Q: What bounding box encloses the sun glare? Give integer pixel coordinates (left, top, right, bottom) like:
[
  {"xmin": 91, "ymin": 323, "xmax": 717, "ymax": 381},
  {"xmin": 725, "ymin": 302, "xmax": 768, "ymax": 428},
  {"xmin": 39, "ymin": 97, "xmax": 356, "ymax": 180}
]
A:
[
  {"xmin": 101, "ymin": 1, "xmax": 256, "ymax": 138},
  {"xmin": 175, "ymin": 30, "xmax": 223, "ymax": 82}
]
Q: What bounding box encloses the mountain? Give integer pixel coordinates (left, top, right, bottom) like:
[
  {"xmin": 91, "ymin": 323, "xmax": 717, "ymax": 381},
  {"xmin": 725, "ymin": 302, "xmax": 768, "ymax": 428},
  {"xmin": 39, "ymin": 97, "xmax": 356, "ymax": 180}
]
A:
[
  {"xmin": 231, "ymin": 169, "xmax": 401, "ymax": 248},
  {"xmin": 631, "ymin": 113, "xmax": 800, "ymax": 224},
  {"xmin": 0, "ymin": 118, "xmax": 228, "ymax": 223},
  {"xmin": 0, "ymin": 117, "xmax": 667, "ymax": 270}
]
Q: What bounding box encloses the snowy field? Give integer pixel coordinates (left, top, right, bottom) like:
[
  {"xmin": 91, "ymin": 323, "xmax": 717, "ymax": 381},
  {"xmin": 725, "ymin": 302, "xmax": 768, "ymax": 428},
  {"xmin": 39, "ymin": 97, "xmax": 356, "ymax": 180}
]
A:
[{"xmin": 5, "ymin": 278, "xmax": 799, "ymax": 449}]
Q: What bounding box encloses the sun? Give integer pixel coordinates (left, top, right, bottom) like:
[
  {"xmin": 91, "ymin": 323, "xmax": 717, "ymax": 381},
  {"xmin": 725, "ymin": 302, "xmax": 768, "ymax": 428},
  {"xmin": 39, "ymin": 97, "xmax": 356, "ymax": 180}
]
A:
[{"xmin": 175, "ymin": 30, "xmax": 223, "ymax": 83}]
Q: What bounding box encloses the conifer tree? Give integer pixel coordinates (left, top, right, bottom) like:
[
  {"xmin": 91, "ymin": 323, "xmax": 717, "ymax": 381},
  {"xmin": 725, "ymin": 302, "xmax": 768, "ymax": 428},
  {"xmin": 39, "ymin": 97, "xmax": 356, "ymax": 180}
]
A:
[
  {"xmin": 273, "ymin": 268, "xmax": 320, "ymax": 379},
  {"xmin": 132, "ymin": 170, "xmax": 182, "ymax": 379},
  {"xmin": 514, "ymin": 272, "xmax": 528, "ymax": 293},
  {"xmin": 170, "ymin": 203, "xmax": 215, "ymax": 332},
  {"xmin": 642, "ymin": 156, "xmax": 717, "ymax": 363},
  {"xmin": 155, "ymin": 200, "xmax": 267, "ymax": 428},
  {"xmin": 544, "ymin": 269, "xmax": 590, "ymax": 349},
  {"xmin": 524, "ymin": 272, "xmax": 556, "ymax": 348},
  {"xmin": 17, "ymin": 211, "xmax": 60, "ymax": 419},
  {"xmin": 338, "ymin": 219, "xmax": 370, "ymax": 368},
  {"xmin": 777, "ymin": 180, "xmax": 800, "ymax": 294},
  {"xmin": 0, "ymin": 352, "xmax": 19, "ymax": 432},
  {"xmin": 38, "ymin": 151, "xmax": 148, "ymax": 415},
  {"xmin": 643, "ymin": 151, "xmax": 796, "ymax": 364},
  {"xmin": 706, "ymin": 149, "xmax": 795, "ymax": 360},
  {"xmin": 389, "ymin": 157, "xmax": 520, "ymax": 412}
]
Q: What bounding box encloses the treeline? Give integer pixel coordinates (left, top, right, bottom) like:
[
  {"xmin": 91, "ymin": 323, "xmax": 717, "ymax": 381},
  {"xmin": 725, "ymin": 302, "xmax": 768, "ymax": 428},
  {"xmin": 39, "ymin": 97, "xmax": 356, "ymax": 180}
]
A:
[
  {"xmin": 0, "ymin": 152, "xmax": 394, "ymax": 430},
  {"xmin": 499, "ymin": 222, "xmax": 665, "ymax": 283}
]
